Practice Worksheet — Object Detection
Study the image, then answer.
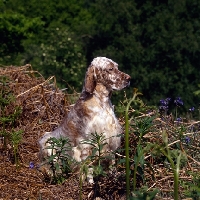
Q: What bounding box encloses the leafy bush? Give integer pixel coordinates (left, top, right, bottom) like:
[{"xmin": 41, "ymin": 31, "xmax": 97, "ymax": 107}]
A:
[{"xmin": 24, "ymin": 27, "xmax": 86, "ymax": 90}]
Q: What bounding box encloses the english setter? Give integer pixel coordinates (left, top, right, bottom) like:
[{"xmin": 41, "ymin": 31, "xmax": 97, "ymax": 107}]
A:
[{"xmin": 39, "ymin": 57, "xmax": 130, "ymax": 181}]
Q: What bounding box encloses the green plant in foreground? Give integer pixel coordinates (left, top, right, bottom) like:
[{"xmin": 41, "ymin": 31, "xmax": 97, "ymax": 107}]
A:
[
  {"xmin": 44, "ymin": 137, "xmax": 73, "ymax": 184},
  {"xmin": 124, "ymin": 88, "xmax": 157, "ymax": 199},
  {"xmin": 0, "ymin": 76, "xmax": 14, "ymax": 147},
  {"xmin": 0, "ymin": 76, "xmax": 22, "ymax": 148},
  {"xmin": 10, "ymin": 129, "xmax": 23, "ymax": 168},
  {"xmin": 132, "ymin": 116, "xmax": 155, "ymax": 192},
  {"xmin": 182, "ymin": 171, "xmax": 200, "ymax": 199},
  {"xmin": 127, "ymin": 115, "xmax": 158, "ymax": 199},
  {"xmin": 152, "ymin": 130, "xmax": 187, "ymax": 200},
  {"xmin": 0, "ymin": 76, "xmax": 23, "ymax": 169},
  {"xmin": 130, "ymin": 186, "xmax": 159, "ymax": 200},
  {"xmin": 79, "ymin": 132, "xmax": 110, "ymax": 199},
  {"xmin": 81, "ymin": 132, "xmax": 109, "ymax": 175}
]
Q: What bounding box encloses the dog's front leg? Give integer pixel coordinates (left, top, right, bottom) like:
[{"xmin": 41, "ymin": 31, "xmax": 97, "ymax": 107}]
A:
[{"xmin": 73, "ymin": 144, "xmax": 94, "ymax": 184}]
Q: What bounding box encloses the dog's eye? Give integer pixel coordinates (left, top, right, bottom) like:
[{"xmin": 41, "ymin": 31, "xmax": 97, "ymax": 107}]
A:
[{"xmin": 109, "ymin": 68, "xmax": 113, "ymax": 71}]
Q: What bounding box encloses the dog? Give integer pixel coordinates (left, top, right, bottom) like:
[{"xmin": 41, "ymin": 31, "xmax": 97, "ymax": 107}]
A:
[{"xmin": 39, "ymin": 57, "xmax": 130, "ymax": 182}]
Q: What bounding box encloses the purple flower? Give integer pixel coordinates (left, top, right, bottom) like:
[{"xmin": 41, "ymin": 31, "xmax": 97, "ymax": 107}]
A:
[
  {"xmin": 159, "ymin": 105, "xmax": 168, "ymax": 111},
  {"xmin": 185, "ymin": 136, "xmax": 190, "ymax": 144},
  {"xmin": 29, "ymin": 162, "xmax": 34, "ymax": 169},
  {"xmin": 189, "ymin": 107, "xmax": 195, "ymax": 112},
  {"xmin": 174, "ymin": 97, "xmax": 184, "ymax": 106},
  {"xmin": 160, "ymin": 99, "xmax": 166, "ymax": 106},
  {"xmin": 176, "ymin": 117, "xmax": 182, "ymax": 122},
  {"xmin": 165, "ymin": 98, "xmax": 171, "ymax": 102},
  {"xmin": 160, "ymin": 98, "xmax": 171, "ymax": 106},
  {"xmin": 159, "ymin": 98, "xmax": 171, "ymax": 111}
]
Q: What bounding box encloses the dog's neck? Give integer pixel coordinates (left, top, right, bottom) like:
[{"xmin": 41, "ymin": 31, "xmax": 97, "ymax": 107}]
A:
[
  {"xmin": 80, "ymin": 83, "xmax": 112, "ymax": 103},
  {"xmin": 93, "ymin": 83, "xmax": 112, "ymax": 103}
]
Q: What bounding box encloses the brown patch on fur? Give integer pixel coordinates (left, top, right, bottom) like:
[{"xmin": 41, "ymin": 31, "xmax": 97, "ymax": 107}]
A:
[{"xmin": 85, "ymin": 65, "xmax": 96, "ymax": 94}]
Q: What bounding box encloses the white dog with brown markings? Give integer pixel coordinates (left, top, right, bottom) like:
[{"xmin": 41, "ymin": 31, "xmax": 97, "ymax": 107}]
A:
[{"xmin": 39, "ymin": 57, "xmax": 131, "ymax": 183}]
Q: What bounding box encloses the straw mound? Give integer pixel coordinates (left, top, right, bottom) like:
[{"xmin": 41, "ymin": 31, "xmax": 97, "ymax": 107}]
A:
[
  {"xmin": 0, "ymin": 65, "xmax": 77, "ymax": 199},
  {"xmin": 0, "ymin": 65, "xmax": 126, "ymax": 199}
]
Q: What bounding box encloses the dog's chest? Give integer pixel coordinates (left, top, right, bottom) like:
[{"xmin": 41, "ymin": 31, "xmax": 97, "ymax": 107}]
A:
[{"xmin": 85, "ymin": 100, "xmax": 121, "ymax": 137}]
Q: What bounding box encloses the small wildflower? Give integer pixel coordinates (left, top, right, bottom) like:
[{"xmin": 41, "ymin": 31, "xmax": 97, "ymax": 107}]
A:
[
  {"xmin": 160, "ymin": 99, "xmax": 166, "ymax": 106},
  {"xmin": 159, "ymin": 98, "xmax": 171, "ymax": 111},
  {"xmin": 165, "ymin": 98, "xmax": 171, "ymax": 102},
  {"xmin": 185, "ymin": 136, "xmax": 190, "ymax": 144},
  {"xmin": 29, "ymin": 161, "xmax": 34, "ymax": 169},
  {"xmin": 176, "ymin": 117, "xmax": 182, "ymax": 122},
  {"xmin": 160, "ymin": 98, "xmax": 171, "ymax": 106},
  {"xmin": 174, "ymin": 97, "xmax": 184, "ymax": 106},
  {"xmin": 189, "ymin": 107, "xmax": 195, "ymax": 112},
  {"xmin": 159, "ymin": 105, "xmax": 168, "ymax": 111}
]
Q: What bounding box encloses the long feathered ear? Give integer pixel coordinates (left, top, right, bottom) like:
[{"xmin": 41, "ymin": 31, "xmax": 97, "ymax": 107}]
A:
[{"xmin": 84, "ymin": 65, "xmax": 96, "ymax": 94}]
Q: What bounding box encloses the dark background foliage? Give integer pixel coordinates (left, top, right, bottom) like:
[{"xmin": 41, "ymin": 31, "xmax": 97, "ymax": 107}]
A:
[{"xmin": 1, "ymin": 0, "xmax": 200, "ymax": 110}]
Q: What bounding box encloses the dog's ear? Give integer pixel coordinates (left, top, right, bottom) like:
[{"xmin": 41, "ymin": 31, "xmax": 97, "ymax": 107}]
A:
[{"xmin": 84, "ymin": 65, "xmax": 96, "ymax": 94}]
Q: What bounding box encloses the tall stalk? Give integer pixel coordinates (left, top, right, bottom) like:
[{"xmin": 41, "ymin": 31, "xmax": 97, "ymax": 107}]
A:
[
  {"xmin": 161, "ymin": 131, "xmax": 182, "ymax": 200},
  {"xmin": 125, "ymin": 90, "xmax": 139, "ymax": 199}
]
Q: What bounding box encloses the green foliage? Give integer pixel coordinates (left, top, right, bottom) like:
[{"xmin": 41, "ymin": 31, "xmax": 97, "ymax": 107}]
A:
[
  {"xmin": 130, "ymin": 187, "xmax": 159, "ymax": 200},
  {"xmin": 42, "ymin": 132, "xmax": 112, "ymax": 198},
  {"xmin": 182, "ymin": 171, "xmax": 200, "ymax": 199},
  {"xmin": 85, "ymin": 0, "xmax": 200, "ymax": 108},
  {"xmin": 81, "ymin": 132, "xmax": 109, "ymax": 177},
  {"xmin": 26, "ymin": 27, "xmax": 86, "ymax": 89},
  {"xmin": 44, "ymin": 137, "xmax": 73, "ymax": 184},
  {"xmin": 134, "ymin": 116, "xmax": 155, "ymax": 138},
  {"xmin": 132, "ymin": 116, "xmax": 155, "ymax": 191},
  {"xmin": 1, "ymin": 0, "xmax": 92, "ymax": 91},
  {"xmin": 0, "ymin": 75, "xmax": 23, "ymax": 167},
  {"xmin": 0, "ymin": 12, "xmax": 44, "ymax": 64},
  {"xmin": 149, "ymin": 129, "xmax": 188, "ymax": 200},
  {"xmin": 194, "ymin": 84, "xmax": 200, "ymax": 96},
  {"xmin": 124, "ymin": 88, "xmax": 156, "ymax": 198},
  {"xmin": 122, "ymin": 89, "xmax": 199, "ymax": 199},
  {"xmin": 10, "ymin": 129, "xmax": 23, "ymax": 168},
  {"xmin": 79, "ymin": 132, "xmax": 114, "ymax": 199},
  {"xmin": 0, "ymin": 76, "xmax": 22, "ymax": 148},
  {"xmin": 0, "ymin": 76, "xmax": 14, "ymax": 110}
]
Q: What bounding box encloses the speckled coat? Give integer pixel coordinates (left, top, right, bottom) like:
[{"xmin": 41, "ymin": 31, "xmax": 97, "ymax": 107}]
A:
[{"xmin": 39, "ymin": 57, "xmax": 130, "ymax": 166}]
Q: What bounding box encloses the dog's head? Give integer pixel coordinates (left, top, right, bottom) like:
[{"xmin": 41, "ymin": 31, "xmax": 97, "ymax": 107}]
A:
[{"xmin": 84, "ymin": 57, "xmax": 130, "ymax": 94}]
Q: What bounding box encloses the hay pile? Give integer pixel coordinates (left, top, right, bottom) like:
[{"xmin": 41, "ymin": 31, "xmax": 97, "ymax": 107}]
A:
[{"xmin": 0, "ymin": 65, "xmax": 80, "ymax": 199}]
